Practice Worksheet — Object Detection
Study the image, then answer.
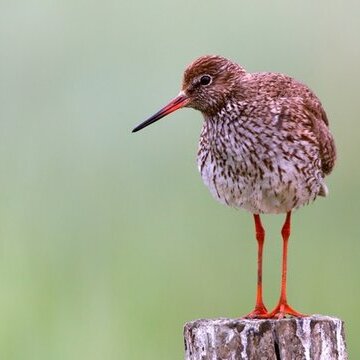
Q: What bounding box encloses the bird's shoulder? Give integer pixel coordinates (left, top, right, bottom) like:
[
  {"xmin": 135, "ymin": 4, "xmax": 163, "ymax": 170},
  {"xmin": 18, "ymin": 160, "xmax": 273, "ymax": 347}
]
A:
[{"xmin": 239, "ymin": 72, "xmax": 329, "ymax": 126}]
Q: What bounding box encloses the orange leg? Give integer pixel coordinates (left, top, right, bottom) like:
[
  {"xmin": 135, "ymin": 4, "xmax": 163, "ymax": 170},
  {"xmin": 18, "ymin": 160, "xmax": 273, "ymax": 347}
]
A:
[
  {"xmin": 265, "ymin": 211, "xmax": 306, "ymax": 319},
  {"xmin": 244, "ymin": 214, "xmax": 268, "ymax": 318}
]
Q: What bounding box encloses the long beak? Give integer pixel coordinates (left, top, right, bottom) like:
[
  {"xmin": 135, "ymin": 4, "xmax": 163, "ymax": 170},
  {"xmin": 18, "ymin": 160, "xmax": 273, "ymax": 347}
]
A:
[{"xmin": 132, "ymin": 93, "xmax": 189, "ymax": 133}]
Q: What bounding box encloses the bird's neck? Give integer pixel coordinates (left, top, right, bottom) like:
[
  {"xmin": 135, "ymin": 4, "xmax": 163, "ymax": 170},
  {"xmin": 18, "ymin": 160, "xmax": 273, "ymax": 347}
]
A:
[{"xmin": 203, "ymin": 97, "xmax": 244, "ymax": 126}]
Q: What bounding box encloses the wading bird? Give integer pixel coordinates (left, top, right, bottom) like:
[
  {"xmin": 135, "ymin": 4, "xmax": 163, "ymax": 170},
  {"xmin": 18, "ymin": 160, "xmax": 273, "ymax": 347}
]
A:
[{"xmin": 132, "ymin": 55, "xmax": 336, "ymax": 318}]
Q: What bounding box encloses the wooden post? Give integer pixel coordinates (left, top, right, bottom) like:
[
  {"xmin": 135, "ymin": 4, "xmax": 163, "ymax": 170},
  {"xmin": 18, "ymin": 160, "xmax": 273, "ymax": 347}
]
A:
[{"xmin": 184, "ymin": 315, "xmax": 347, "ymax": 360}]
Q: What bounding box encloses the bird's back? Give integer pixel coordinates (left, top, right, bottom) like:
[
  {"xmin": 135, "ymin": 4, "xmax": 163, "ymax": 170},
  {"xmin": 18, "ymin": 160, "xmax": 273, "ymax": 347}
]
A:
[{"xmin": 243, "ymin": 72, "xmax": 336, "ymax": 175}]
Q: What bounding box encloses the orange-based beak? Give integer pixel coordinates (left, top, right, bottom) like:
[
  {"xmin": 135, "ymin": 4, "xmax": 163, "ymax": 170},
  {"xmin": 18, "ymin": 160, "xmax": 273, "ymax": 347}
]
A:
[{"xmin": 132, "ymin": 93, "xmax": 189, "ymax": 133}]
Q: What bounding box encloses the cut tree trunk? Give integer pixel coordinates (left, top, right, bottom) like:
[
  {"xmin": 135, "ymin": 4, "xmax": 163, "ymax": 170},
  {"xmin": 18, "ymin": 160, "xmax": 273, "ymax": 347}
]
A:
[{"xmin": 184, "ymin": 315, "xmax": 347, "ymax": 360}]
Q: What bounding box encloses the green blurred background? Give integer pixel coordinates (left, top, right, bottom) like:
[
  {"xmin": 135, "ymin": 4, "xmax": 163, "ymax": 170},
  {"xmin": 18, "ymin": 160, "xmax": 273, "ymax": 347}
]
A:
[{"xmin": 0, "ymin": 0, "xmax": 359, "ymax": 359}]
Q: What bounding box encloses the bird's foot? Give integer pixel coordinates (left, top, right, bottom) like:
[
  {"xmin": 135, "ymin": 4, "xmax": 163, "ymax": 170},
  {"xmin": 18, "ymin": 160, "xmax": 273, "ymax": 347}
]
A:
[
  {"xmin": 264, "ymin": 301, "xmax": 307, "ymax": 319},
  {"xmin": 243, "ymin": 303, "xmax": 269, "ymax": 319}
]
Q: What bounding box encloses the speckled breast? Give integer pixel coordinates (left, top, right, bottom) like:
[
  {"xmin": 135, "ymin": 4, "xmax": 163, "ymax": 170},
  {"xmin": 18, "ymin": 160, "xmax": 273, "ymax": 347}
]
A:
[{"xmin": 196, "ymin": 114, "xmax": 326, "ymax": 214}]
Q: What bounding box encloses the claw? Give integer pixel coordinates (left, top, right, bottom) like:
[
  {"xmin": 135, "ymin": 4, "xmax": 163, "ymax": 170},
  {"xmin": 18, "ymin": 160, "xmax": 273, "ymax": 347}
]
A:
[
  {"xmin": 243, "ymin": 304, "xmax": 269, "ymax": 319},
  {"xmin": 263, "ymin": 301, "xmax": 307, "ymax": 319}
]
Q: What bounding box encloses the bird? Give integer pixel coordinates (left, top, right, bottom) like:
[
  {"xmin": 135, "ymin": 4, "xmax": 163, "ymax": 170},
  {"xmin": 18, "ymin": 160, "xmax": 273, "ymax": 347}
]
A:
[{"xmin": 132, "ymin": 55, "xmax": 336, "ymax": 319}]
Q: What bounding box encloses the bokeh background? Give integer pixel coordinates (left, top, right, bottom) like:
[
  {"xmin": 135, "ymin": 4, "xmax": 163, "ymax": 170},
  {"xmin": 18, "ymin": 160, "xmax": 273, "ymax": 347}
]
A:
[{"xmin": 0, "ymin": 1, "xmax": 359, "ymax": 359}]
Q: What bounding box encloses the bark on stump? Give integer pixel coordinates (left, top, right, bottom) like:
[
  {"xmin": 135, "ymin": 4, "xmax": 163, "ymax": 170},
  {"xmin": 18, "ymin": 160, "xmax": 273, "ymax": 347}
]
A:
[{"xmin": 184, "ymin": 315, "xmax": 347, "ymax": 360}]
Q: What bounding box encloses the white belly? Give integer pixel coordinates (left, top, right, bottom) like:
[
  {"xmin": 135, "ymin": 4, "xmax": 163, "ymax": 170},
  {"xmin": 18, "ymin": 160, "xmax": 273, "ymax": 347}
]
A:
[{"xmin": 198, "ymin": 150, "xmax": 324, "ymax": 214}]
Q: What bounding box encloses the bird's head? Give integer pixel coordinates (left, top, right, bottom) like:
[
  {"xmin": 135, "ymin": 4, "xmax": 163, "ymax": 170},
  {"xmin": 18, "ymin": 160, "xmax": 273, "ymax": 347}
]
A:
[{"xmin": 132, "ymin": 55, "xmax": 246, "ymax": 133}]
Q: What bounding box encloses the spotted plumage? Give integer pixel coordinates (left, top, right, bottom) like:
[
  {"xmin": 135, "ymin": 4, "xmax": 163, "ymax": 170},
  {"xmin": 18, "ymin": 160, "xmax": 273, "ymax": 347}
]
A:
[
  {"xmin": 132, "ymin": 55, "xmax": 336, "ymax": 318},
  {"xmin": 185, "ymin": 56, "xmax": 336, "ymax": 214}
]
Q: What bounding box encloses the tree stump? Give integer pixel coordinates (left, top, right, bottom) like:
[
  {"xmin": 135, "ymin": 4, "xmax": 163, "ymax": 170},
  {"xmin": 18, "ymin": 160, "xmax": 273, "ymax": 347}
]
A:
[{"xmin": 184, "ymin": 315, "xmax": 347, "ymax": 360}]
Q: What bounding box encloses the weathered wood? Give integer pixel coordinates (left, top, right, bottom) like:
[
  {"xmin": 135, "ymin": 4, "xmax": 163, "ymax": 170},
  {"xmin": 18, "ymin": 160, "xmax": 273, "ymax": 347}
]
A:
[{"xmin": 184, "ymin": 315, "xmax": 347, "ymax": 360}]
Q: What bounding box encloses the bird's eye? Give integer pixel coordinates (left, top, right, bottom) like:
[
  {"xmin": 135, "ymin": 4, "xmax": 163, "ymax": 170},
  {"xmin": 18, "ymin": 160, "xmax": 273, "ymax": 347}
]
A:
[{"xmin": 199, "ymin": 75, "xmax": 212, "ymax": 86}]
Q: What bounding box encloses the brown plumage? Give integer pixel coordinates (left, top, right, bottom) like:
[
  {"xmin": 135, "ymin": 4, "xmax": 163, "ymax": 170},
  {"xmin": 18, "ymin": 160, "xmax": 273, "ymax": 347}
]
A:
[{"xmin": 132, "ymin": 55, "xmax": 336, "ymax": 318}]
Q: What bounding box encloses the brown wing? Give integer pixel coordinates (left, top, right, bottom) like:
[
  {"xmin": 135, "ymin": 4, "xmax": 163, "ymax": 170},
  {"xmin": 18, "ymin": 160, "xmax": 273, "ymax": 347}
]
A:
[
  {"xmin": 272, "ymin": 95, "xmax": 336, "ymax": 177},
  {"xmin": 248, "ymin": 72, "xmax": 336, "ymax": 176},
  {"xmin": 303, "ymin": 99, "xmax": 336, "ymax": 175}
]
